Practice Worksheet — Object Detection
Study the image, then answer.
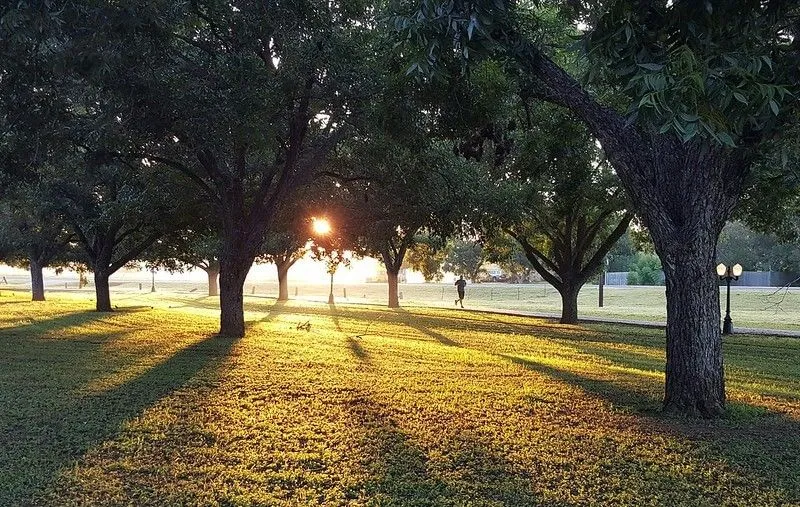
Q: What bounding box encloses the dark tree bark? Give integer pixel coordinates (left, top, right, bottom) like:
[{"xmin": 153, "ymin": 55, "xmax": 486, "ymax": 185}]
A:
[
  {"xmin": 381, "ymin": 239, "xmax": 410, "ymax": 309},
  {"xmin": 660, "ymin": 233, "xmax": 725, "ymax": 417},
  {"xmin": 387, "ymin": 270, "xmax": 400, "ymax": 308},
  {"xmin": 29, "ymin": 256, "xmax": 45, "ymax": 302},
  {"xmin": 276, "ymin": 260, "xmax": 291, "ymax": 302},
  {"xmin": 558, "ymin": 282, "xmax": 580, "ymax": 324},
  {"xmin": 94, "ymin": 271, "xmax": 112, "ymax": 312},
  {"xmin": 218, "ymin": 249, "xmax": 251, "ymax": 337},
  {"xmin": 202, "ymin": 261, "xmax": 220, "ymax": 297}
]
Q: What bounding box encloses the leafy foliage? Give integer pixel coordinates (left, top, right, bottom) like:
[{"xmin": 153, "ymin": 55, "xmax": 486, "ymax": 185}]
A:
[
  {"xmin": 442, "ymin": 238, "xmax": 487, "ymax": 281},
  {"xmin": 627, "ymin": 253, "xmax": 663, "ymax": 286},
  {"xmin": 580, "ymin": 0, "xmax": 799, "ymax": 145}
]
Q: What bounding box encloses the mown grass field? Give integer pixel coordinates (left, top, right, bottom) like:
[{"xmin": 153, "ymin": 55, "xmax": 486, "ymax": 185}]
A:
[
  {"xmin": 1, "ymin": 290, "xmax": 799, "ymax": 506},
  {"xmin": 3, "ymin": 271, "xmax": 799, "ymax": 331}
]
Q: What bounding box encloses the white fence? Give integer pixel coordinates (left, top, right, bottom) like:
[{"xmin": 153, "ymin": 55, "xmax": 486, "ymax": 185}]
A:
[{"xmin": 604, "ymin": 271, "xmax": 800, "ymax": 287}]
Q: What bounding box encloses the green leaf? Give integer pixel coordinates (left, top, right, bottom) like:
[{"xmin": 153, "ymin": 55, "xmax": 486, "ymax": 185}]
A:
[
  {"xmin": 717, "ymin": 132, "xmax": 736, "ymax": 147},
  {"xmin": 733, "ymin": 92, "xmax": 748, "ymax": 105},
  {"xmin": 769, "ymin": 100, "xmax": 779, "ymax": 116},
  {"xmin": 637, "ymin": 62, "xmax": 664, "ymax": 72}
]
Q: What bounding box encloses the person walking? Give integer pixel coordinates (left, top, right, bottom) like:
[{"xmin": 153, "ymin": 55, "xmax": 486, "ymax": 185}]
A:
[{"xmin": 454, "ymin": 276, "xmax": 467, "ymax": 308}]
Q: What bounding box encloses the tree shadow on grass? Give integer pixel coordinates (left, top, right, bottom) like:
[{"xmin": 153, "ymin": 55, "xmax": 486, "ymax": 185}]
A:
[
  {"xmin": 163, "ymin": 295, "xmax": 269, "ymax": 314},
  {"xmin": 344, "ymin": 394, "xmax": 549, "ymax": 506},
  {"xmin": 500, "ymin": 353, "xmax": 800, "ymax": 503},
  {"xmin": 327, "ymin": 303, "xmax": 344, "ymax": 333},
  {"xmin": 0, "ymin": 310, "xmax": 118, "ymax": 338},
  {"xmin": 347, "ymin": 336, "xmax": 370, "ymax": 362},
  {"xmin": 324, "ymin": 304, "xmax": 370, "ymax": 362},
  {"xmin": 394, "ymin": 308, "xmax": 460, "ymax": 347},
  {"xmin": 0, "ymin": 329, "xmax": 238, "ymax": 505}
]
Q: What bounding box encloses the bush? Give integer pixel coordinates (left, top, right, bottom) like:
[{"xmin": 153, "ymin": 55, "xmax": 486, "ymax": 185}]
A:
[{"xmin": 627, "ymin": 253, "xmax": 663, "ymax": 285}]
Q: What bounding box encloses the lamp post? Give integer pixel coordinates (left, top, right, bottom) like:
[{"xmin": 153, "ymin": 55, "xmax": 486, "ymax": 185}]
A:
[
  {"xmin": 599, "ymin": 256, "xmax": 608, "ymax": 308},
  {"xmin": 716, "ymin": 262, "xmax": 742, "ymax": 335}
]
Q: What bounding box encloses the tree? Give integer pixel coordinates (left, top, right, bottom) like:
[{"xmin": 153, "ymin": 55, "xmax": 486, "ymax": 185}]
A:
[
  {"xmin": 259, "ymin": 227, "xmax": 309, "ymax": 302},
  {"xmin": 54, "ymin": 157, "xmax": 189, "ymax": 311},
  {"xmin": 396, "ymin": 0, "xmax": 800, "ymax": 417},
  {"xmin": 717, "ymin": 221, "xmax": 800, "ymax": 273},
  {"xmin": 325, "ymin": 139, "xmax": 476, "ymax": 308},
  {"xmin": 471, "ymin": 103, "xmax": 633, "ymax": 323},
  {"xmin": 627, "ymin": 253, "xmax": 663, "ymax": 286},
  {"xmin": 58, "ymin": 1, "xmax": 378, "ymax": 336},
  {"xmin": 309, "ymin": 220, "xmax": 354, "ymax": 306},
  {"xmin": 0, "ymin": 192, "xmax": 74, "ymax": 301},
  {"xmin": 145, "ymin": 223, "xmax": 222, "ymax": 297},
  {"xmin": 404, "ymin": 237, "xmax": 448, "ymax": 282},
  {"xmin": 606, "ymin": 230, "xmax": 638, "ymax": 272},
  {"xmin": 443, "ymin": 239, "xmax": 487, "ymax": 282}
]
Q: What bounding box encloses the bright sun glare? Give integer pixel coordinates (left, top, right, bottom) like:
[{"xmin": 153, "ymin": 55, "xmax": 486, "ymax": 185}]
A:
[{"xmin": 312, "ymin": 217, "xmax": 331, "ymax": 235}]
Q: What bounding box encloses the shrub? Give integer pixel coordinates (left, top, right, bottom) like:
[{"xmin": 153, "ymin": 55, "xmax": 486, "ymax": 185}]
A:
[{"xmin": 627, "ymin": 253, "xmax": 663, "ymax": 285}]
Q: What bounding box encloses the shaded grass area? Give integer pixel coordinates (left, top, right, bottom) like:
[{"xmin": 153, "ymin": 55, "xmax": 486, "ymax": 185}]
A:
[{"xmin": 0, "ymin": 292, "xmax": 799, "ymax": 505}]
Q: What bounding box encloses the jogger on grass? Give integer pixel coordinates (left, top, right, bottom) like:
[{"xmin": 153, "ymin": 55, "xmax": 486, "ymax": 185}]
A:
[{"xmin": 454, "ymin": 276, "xmax": 467, "ymax": 308}]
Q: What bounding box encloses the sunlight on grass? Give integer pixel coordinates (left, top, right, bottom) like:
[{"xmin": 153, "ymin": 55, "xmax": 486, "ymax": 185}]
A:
[{"xmin": 0, "ymin": 290, "xmax": 798, "ymax": 505}]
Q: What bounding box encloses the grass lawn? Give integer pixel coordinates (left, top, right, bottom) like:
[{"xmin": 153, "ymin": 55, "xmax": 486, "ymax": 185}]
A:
[
  {"xmin": 1, "ymin": 290, "xmax": 799, "ymax": 505},
  {"xmin": 4, "ymin": 268, "xmax": 800, "ymax": 332}
]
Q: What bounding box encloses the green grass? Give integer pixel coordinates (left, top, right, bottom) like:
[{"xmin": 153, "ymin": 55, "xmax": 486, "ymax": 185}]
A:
[
  {"xmin": 5, "ymin": 274, "xmax": 798, "ymax": 331},
  {"xmin": 1, "ymin": 290, "xmax": 799, "ymax": 505}
]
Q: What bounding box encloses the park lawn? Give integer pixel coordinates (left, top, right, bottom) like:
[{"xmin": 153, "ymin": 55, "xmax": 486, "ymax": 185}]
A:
[{"xmin": 0, "ymin": 291, "xmax": 799, "ymax": 506}]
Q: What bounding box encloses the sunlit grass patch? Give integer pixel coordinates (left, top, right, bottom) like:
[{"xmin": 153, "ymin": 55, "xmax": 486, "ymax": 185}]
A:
[{"xmin": 0, "ymin": 293, "xmax": 798, "ymax": 505}]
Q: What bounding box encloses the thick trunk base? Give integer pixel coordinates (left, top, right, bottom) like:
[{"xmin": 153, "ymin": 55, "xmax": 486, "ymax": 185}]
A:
[
  {"xmin": 95, "ymin": 274, "xmax": 112, "ymax": 312},
  {"xmin": 277, "ymin": 266, "xmax": 289, "ymax": 302},
  {"xmin": 30, "ymin": 261, "xmax": 45, "ymax": 302},
  {"xmin": 660, "ymin": 240, "xmax": 725, "ymax": 418},
  {"xmin": 219, "ymin": 262, "xmax": 248, "ymax": 337},
  {"xmin": 387, "ymin": 271, "xmax": 400, "ymax": 308},
  {"xmin": 559, "ymin": 286, "xmax": 580, "ymax": 324},
  {"xmin": 206, "ymin": 268, "xmax": 220, "ymax": 297}
]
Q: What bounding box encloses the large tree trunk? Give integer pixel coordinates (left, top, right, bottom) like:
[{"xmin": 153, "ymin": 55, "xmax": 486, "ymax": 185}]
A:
[
  {"xmin": 29, "ymin": 257, "xmax": 45, "ymax": 302},
  {"xmin": 515, "ymin": 46, "xmax": 746, "ymax": 418},
  {"xmin": 205, "ymin": 266, "xmax": 220, "ymax": 297},
  {"xmin": 656, "ymin": 229, "xmax": 725, "ymax": 417},
  {"xmin": 219, "ymin": 255, "xmax": 250, "ymax": 337},
  {"xmin": 387, "ymin": 270, "xmax": 400, "ymax": 308},
  {"xmin": 276, "ymin": 262, "xmax": 290, "ymax": 302},
  {"xmin": 94, "ymin": 271, "xmax": 112, "ymax": 312},
  {"xmin": 558, "ymin": 283, "xmax": 580, "ymax": 324}
]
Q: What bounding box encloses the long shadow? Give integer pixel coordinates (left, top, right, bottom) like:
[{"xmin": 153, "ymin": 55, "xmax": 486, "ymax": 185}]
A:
[
  {"xmin": 501, "ymin": 353, "xmax": 800, "ymax": 503},
  {"xmin": 0, "ymin": 331, "xmax": 238, "ymax": 505},
  {"xmin": 0, "ymin": 310, "xmax": 116, "ymax": 338},
  {"xmin": 163, "ymin": 295, "xmax": 273, "ymax": 314},
  {"xmin": 501, "ymin": 353, "xmax": 662, "ymax": 413},
  {"xmin": 394, "ymin": 308, "xmax": 460, "ymax": 347},
  {"xmin": 347, "ymin": 336, "xmax": 370, "ymax": 362},
  {"xmin": 260, "ymin": 300, "xmax": 288, "ymax": 323},
  {"xmin": 344, "ymin": 393, "xmax": 549, "ymax": 505}
]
